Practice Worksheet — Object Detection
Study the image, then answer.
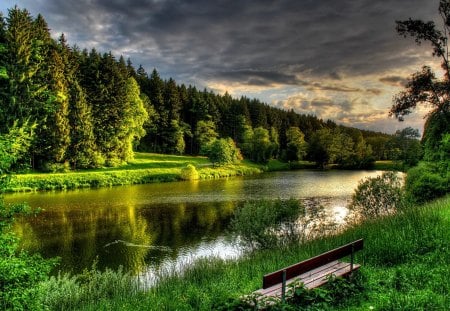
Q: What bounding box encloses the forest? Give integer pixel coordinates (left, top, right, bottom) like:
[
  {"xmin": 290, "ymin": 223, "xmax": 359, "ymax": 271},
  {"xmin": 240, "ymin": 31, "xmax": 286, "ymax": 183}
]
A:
[{"xmin": 0, "ymin": 7, "xmax": 418, "ymax": 173}]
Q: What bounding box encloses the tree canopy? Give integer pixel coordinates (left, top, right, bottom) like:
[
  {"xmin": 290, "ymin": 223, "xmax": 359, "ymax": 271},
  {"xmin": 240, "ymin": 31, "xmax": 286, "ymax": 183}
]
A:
[{"xmin": 391, "ymin": 0, "xmax": 450, "ymax": 158}]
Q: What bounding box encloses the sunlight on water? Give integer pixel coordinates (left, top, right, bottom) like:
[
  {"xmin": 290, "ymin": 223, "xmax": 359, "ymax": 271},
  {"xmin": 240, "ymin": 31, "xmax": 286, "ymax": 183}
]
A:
[
  {"xmin": 330, "ymin": 205, "xmax": 350, "ymax": 224},
  {"xmin": 139, "ymin": 237, "xmax": 242, "ymax": 287}
]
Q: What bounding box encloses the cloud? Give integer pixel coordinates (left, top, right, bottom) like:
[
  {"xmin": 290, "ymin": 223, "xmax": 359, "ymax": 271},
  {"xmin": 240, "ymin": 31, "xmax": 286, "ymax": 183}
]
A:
[
  {"xmin": 273, "ymin": 91, "xmax": 429, "ymax": 133},
  {"xmin": 379, "ymin": 75, "xmax": 409, "ymax": 87},
  {"xmin": 11, "ymin": 0, "xmax": 440, "ymax": 82}
]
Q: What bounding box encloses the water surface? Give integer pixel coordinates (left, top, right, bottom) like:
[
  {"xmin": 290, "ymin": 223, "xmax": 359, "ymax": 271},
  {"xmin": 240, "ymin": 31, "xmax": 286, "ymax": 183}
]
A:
[{"xmin": 7, "ymin": 170, "xmax": 383, "ymax": 275}]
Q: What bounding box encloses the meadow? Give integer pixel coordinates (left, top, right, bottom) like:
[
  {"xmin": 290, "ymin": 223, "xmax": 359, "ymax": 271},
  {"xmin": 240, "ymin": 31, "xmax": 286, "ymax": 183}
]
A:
[{"xmin": 5, "ymin": 153, "xmax": 263, "ymax": 192}]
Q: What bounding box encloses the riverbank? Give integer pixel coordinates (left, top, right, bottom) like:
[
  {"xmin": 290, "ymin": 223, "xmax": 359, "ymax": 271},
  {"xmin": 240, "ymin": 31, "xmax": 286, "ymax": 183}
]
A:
[
  {"xmin": 36, "ymin": 195, "xmax": 450, "ymax": 310},
  {"xmin": 4, "ymin": 152, "xmax": 390, "ymax": 193},
  {"xmin": 5, "ymin": 153, "xmax": 263, "ymax": 192}
]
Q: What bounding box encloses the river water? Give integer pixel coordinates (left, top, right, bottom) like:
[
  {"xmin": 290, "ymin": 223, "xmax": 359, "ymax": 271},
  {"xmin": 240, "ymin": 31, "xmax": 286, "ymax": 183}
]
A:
[{"xmin": 6, "ymin": 170, "xmax": 383, "ymax": 277}]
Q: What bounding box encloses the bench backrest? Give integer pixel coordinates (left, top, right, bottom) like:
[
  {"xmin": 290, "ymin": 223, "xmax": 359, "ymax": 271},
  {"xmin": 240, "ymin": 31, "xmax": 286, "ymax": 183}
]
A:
[{"xmin": 262, "ymin": 239, "xmax": 364, "ymax": 289}]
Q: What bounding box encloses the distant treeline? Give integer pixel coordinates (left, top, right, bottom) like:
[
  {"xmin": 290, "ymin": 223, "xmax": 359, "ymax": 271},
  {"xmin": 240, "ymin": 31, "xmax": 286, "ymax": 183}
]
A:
[{"xmin": 0, "ymin": 7, "xmax": 416, "ymax": 171}]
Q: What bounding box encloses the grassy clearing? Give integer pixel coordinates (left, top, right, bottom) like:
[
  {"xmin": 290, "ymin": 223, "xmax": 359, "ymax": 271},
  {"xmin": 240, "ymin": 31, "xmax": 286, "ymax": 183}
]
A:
[
  {"xmin": 6, "ymin": 153, "xmax": 263, "ymax": 192},
  {"xmin": 36, "ymin": 195, "xmax": 450, "ymax": 310}
]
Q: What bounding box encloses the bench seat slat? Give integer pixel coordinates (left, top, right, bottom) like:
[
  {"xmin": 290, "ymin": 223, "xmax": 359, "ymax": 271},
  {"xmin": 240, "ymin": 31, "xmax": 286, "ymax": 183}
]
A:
[
  {"xmin": 254, "ymin": 260, "xmax": 360, "ymax": 298},
  {"xmin": 262, "ymin": 239, "xmax": 363, "ymax": 289}
]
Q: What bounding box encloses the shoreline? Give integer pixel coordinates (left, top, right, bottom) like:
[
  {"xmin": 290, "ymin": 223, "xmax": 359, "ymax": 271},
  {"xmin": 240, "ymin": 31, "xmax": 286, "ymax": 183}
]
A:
[{"xmin": 4, "ymin": 152, "xmax": 396, "ymax": 193}]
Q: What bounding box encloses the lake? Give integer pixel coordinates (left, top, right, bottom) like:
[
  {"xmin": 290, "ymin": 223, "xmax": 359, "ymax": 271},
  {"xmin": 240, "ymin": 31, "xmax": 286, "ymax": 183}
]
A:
[{"xmin": 7, "ymin": 170, "xmax": 383, "ymax": 279}]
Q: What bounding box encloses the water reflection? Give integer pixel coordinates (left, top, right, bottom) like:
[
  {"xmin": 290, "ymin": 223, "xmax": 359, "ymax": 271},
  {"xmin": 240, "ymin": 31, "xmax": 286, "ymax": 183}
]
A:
[{"xmin": 8, "ymin": 170, "xmax": 384, "ymax": 275}]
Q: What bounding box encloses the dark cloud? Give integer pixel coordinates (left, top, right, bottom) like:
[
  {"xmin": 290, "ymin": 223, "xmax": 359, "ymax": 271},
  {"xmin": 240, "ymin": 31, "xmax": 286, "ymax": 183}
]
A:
[
  {"xmin": 379, "ymin": 75, "xmax": 409, "ymax": 87},
  {"xmin": 215, "ymin": 70, "xmax": 301, "ymax": 86},
  {"xmin": 9, "ymin": 0, "xmax": 440, "ymax": 84}
]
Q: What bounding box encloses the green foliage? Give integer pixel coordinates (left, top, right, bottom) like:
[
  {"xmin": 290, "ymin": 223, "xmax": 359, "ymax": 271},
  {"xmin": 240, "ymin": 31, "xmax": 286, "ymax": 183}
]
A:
[
  {"xmin": 0, "ymin": 199, "xmax": 57, "ymax": 310},
  {"xmin": 350, "ymin": 171, "xmax": 406, "ymax": 218},
  {"xmin": 207, "ymin": 138, "xmax": 242, "ymax": 166},
  {"xmin": 230, "ymin": 199, "xmax": 303, "ymax": 249},
  {"xmin": 285, "ymin": 127, "xmax": 308, "ymax": 161},
  {"xmin": 391, "ymin": 127, "xmax": 423, "ymax": 168},
  {"xmin": 68, "ymin": 80, "xmax": 98, "ymax": 169},
  {"xmin": 37, "ymin": 264, "xmax": 140, "ymax": 310},
  {"xmin": 0, "ymin": 121, "xmax": 35, "ymax": 175},
  {"xmin": 405, "ymin": 162, "xmax": 449, "ymax": 203},
  {"xmin": 240, "ymin": 125, "xmax": 278, "ymax": 163},
  {"xmin": 392, "ymin": 2, "xmax": 450, "ymax": 162},
  {"xmin": 308, "ymin": 127, "xmax": 373, "ymax": 168},
  {"xmin": 195, "ymin": 120, "xmax": 218, "ymax": 155},
  {"xmin": 180, "ymin": 164, "xmax": 200, "ymax": 180}
]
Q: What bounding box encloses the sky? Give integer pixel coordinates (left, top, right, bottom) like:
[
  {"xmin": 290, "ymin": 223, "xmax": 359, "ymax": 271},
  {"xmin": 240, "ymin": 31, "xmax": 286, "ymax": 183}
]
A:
[{"xmin": 0, "ymin": 0, "xmax": 444, "ymax": 134}]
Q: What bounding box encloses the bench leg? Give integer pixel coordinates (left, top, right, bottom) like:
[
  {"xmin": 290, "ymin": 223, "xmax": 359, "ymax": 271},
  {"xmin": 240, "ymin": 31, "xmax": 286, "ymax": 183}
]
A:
[
  {"xmin": 281, "ymin": 270, "xmax": 287, "ymax": 303},
  {"xmin": 350, "ymin": 243, "xmax": 355, "ymax": 279}
]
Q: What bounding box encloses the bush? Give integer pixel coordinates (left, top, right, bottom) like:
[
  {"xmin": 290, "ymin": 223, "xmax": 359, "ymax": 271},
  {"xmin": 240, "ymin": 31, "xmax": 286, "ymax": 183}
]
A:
[
  {"xmin": 180, "ymin": 164, "xmax": 200, "ymax": 180},
  {"xmin": 207, "ymin": 138, "xmax": 242, "ymax": 167},
  {"xmin": 405, "ymin": 163, "xmax": 448, "ymax": 203},
  {"xmin": 0, "ymin": 201, "xmax": 57, "ymax": 310},
  {"xmin": 350, "ymin": 171, "xmax": 406, "ymax": 218},
  {"xmin": 42, "ymin": 161, "xmax": 71, "ymax": 173},
  {"xmin": 230, "ymin": 199, "xmax": 303, "ymax": 249}
]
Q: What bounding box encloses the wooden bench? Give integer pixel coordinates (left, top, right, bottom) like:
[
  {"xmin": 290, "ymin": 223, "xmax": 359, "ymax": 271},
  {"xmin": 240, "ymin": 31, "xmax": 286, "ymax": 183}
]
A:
[{"xmin": 254, "ymin": 239, "xmax": 363, "ymax": 301}]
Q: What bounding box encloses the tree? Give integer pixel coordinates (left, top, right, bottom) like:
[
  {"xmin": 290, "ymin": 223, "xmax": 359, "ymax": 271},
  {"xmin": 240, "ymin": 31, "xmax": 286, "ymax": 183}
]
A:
[
  {"xmin": 38, "ymin": 45, "xmax": 71, "ymax": 166},
  {"xmin": 269, "ymin": 127, "xmax": 280, "ymax": 159},
  {"xmin": 0, "ymin": 122, "xmax": 35, "ymax": 176},
  {"xmin": 285, "ymin": 127, "xmax": 307, "ymax": 161},
  {"xmin": 392, "ymin": 127, "xmax": 423, "ymax": 167},
  {"xmin": 195, "ymin": 120, "xmax": 218, "ymax": 155},
  {"xmin": 119, "ymin": 77, "xmax": 148, "ymax": 160},
  {"xmin": 68, "ymin": 80, "xmax": 98, "ymax": 168},
  {"xmin": 207, "ymin": 138, "xmax": 242, "ymax": 166},
  {"xmin": 391, "ymin": 1, "xmax": 450, "ymax": 158},
  {"xmin": 252, "ymin": 127, "xmax": 273, "ymax": 163},
  {"xmin": 308, "ymin": 128, "xmax": 359, "ymax": 168}
]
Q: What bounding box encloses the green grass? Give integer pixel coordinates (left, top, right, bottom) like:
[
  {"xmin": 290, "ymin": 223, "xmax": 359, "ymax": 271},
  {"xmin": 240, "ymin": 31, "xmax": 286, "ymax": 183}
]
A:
[
  {"xmin": 36, "ymin": 195, "xmax": 450, "ymax": 310},
  {"xmin": 372, "ymin": 160, "xmax": 403, "ymax": 171},
  {"xmin": 6, "ymin": 153, "xmax": 263, "ymax": 192},
  {"xmin": 265, "ymin": 159, "xmax": 316, "ymax": 171}
]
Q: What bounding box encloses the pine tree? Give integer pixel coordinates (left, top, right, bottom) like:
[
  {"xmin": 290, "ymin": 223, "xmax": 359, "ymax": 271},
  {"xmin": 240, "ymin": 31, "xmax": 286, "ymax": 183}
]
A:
[
  {"xmin": 0, "ymin": 8, "xmax": 54, "ymax": 168},
  {"xmin": 68, "ymin": 80, "xmax": 97, "ymax": 168}
]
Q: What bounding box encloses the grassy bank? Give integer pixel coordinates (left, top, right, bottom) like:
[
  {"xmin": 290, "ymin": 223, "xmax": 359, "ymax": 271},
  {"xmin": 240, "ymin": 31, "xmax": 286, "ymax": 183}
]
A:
[
  {"xmin": 6, "ymin": 154, "xmax": 399, "ymax": 193},
  {"xmin": 6, "ymin": 153, "xmax": 263, "ymax": 192},
  {"xmin": 36, "ymin": 195, "xmax": 450, "ymax": 310}
]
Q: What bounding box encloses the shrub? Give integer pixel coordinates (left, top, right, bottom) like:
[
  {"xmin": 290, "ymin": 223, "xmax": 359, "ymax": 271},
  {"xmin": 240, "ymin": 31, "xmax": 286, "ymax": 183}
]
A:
[
  {"xmin": 405, "ymin": 163, "xmax": 448, "ymax": 203},
  {"xmin": 350, "ymin": 171, "xmax": 406, "ymax": 218},
  {"xmin": 207, "ymin": 138, "xmax": 242, "ymax": 167},
  {"xmin": 230, "ymin": 199, "xmax": 303, "ymax": 249},
  {"xmin": 180, "ymin": 164, "xmax": 200, "ymax": 180},
  {"xmin": 42, "ymin": 161, "xmax": 71, "ymax": 173},
  {"xmin": 0, "ymin": 201, "xmax": 57, "ymax": 310}
]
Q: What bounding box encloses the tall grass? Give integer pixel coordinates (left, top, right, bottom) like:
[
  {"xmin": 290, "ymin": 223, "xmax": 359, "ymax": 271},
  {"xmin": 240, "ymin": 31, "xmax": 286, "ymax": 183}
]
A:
[{"xmin": 36, "ymin": 195, "xmax": 450, "ymax": 310}]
